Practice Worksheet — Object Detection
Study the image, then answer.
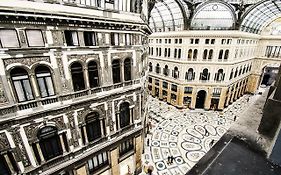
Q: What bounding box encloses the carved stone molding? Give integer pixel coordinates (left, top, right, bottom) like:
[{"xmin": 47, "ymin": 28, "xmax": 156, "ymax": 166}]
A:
[
  {"xmin": 0, "ymin": 132, "xmax": 9, "ymax": 151},
  {"xmin": 66, "ymin": 111, "xmax": 79, "ymax": 148},
  {"xmin": 0, "ymin": 82, "xmax": 8, "ymax": 104},
  {"xmin": 67, "ymin": 54, "xmax": 99, "ymax": 63},
  {"xmin": 111, "ymin": 52, "xmax": 133, "ymax": 59},
  {"xmin": 8, "ymin": 127, "xmax": 31, "ymax": 166},
  {"xmin": 3, "ymin": 57, "xmax": 50, "ymax": 67}
]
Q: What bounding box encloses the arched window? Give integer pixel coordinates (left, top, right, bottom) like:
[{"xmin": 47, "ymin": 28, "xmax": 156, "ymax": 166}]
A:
[
  {"xmin": 35, "ymin": 66, "xmax": 55, "ymax": 98},
  {"xmin": 186, "ymin": 68, "xmax": 195, "ymax": 81},
  {"xmin": 118, "ymin": 102, "xmax": 131, "ymax": 129},
  {"xmin": 239, "ymin": 67, "xmax": 242, "ymax": 75},
  {"xmin": 193, "ymin": 49, "xmax": 198, "ymax": 60},
  {"xmin": 163, "ymin": 65, "xmax": 169, "ymax": 76},
  {"xmin": 71, "ymin": 62, "xmax": 85, "ymax": 91},
  {"xmin": 0, "ymin": 154, "xmax": 10, "ymax": 175},
  {"xmin": 218, "ymin": 50, "xmax": 223, "ymax": 60},
  {"xmin": 149, "ymin": 62, "xmax": 153, "ymax": 72},
  {"xmin": 234, "ymin": 68, "xmax": 238, "ymax": 78},
  {"xmin": 188, "ymin": 49, "xmax": 192, "ymax": 59},
  {"xmin": 112, "ymin": 59, "xmax": 121, "ymax": 84},
  {"xmin": 224, "ymin": 50, "xmax": 229, "ymax": 59},
  {"xmin": 37, "ymin": 126, "xmax": 63, "ymax": 161},
  {"xmin": 85, "ymin": 112, "xmax": 103, "ymax": 142},
  {"xmin": 203, "ymin": 49, "xmax": 208, "ymax": 60},
  {"xmin": 88, "ymin": 61, "xmax": 99, "ymax": 88},
  {"xmin": 200, "ymin": 68, "xmax": 210, "ymax": 80},
  {"xmin": 10, "ymin": 67, "xmax": 34, "ymax": 102},
  {"xmin": 229, "ymin": 69, "xmax": 234, "ymax": 80},
  {"xmin": 173, "ymin": 67, "xmax": 179, "ymax": 79},
  {"xmin": 156, "ymin": 64, "xmax": 160, "ymax": 74},
  {"xmin": 124, "ymin": 58, "xmax": 132, "ymax": 81},
  {"xmin": 208, "ymin": 49, "xmax": 213, "ymax": 59},
  {"xmin": 215, "ymin": 69, "xmax": 225, "ymax": 81}
]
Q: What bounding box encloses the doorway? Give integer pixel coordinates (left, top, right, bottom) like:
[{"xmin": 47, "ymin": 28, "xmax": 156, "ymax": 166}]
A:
[{"xmin": 195, "ymin": 90, "xmax": 206, "ymax": 109}]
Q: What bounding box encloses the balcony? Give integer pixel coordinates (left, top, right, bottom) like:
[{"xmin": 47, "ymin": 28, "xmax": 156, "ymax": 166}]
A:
[{"xmin": 0, "ymin": 79, "xmax": 141, "ymax": 117}]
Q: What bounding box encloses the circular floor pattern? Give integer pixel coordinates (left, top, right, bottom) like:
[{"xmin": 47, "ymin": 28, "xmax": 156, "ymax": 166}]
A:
[{"xmin": 143, "ymin": 94, "xmax": 254, "ymax": 175}]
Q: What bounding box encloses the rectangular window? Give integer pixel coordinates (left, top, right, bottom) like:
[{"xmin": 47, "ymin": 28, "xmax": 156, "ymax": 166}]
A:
[
  {"xmin": 88, "ymin": 152, "xmax": 108, "ymax": 173},
  {"xmin": 179, "ymin": 39, "xmax": 182, "ymax": 44},
  {"xmin": 184, "ymin": 87, "xmax": 193, "ymax": 94},
  {"xmin": 148, "ymin": 77, "xmax": 152, "ymax": 83},
  {"xmin": 190, "ymin": 38, "xmax": 194, "ymax": 44},
  {"xmin": 195, "ymin": 39, "xmax": 199, "ymax": 44},
  {"xmin": 175, "ymin": 39, "xmax": 178, "ymax": 44},
  {"xmin": 213, "ymin": 88, "xmax": 222, "ymax": 96},
  {"xmin": 155, "ymin": 79, "xmax": 159, "ymax": 86},
  {"xmin": 119, "ymin": 138, "xmax": 134, "ymax": 157},
  {"xmin": 0, "ymin": 29, "xmax": 19, "ymax": 48},
  {"xmin": 211, "ymin": 39, "xmax": 215, "ymax": 44},
  {"xmin": 171, "ymin": 84, "xmax": 177, "ymax": 92},
  {"xmin": 64, "ymin": 31, "xmax": 79, "ymax": 46},
  {"xmin": 168, "ymin": 39, "xmax": 171, "ymax": 44},
  {"xmin": 84, "ymin": 31, "xmax": 96, "ymax": 46},
  {"xmin": 171, "ymin": 94, "xmax": 177, "ymax": 100},
  {"xmin": 205, "ymin": 39, "xmax": 210, "ymax": 44},
  {"xmin": 221, "ymin": 39, "xmax": 226, "ymax": 45},
  {"xmin": 26, "ymin": 29, "xmax": 44, "ymax": 47},
  {"xmin": 162, "ymin": 81, "xmax": 168, "ymax": 89}
]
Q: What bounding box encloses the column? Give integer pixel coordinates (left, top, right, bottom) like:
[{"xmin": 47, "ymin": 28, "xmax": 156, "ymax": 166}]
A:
[
  {"xmin": 120, "ymin": 62, "xmax": 125, "ymax": 83},
  {"xmin": 83, "ymin": 126, "xmax": 89, "ymax": 145},
  {"xmin": 59, "ymin": 134, "xmax": 67, "ymax": 153},
  {"xmin": 4, "ymin": 154, "xmax": 15, "ymax": 174},
  {"xmin": 30, "ymin": 74, "xmax": 40, "ymax": 98},
  {"xmin": 36, "ymin": 142, "xmax": 45, "ymax": 163},
  {"xmin": 84, "ymin": 67, "xmax": 90, "ymax": 90},
  {"xmin": 100, "ymin": 120, "xmax": 105, "ymax": 137}
]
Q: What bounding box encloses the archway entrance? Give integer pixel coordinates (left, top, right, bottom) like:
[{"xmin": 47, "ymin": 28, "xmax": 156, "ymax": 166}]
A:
[{"xmin": 195, "ymin": 90, "xmax": 206, "ymax": 109}]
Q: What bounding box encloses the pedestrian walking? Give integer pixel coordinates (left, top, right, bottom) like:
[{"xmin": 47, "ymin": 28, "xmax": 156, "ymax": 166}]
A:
[
  {"xmin": 210, "ymin": 139, "xmax": 215, "ymax": 147},
  {"xmin": 234, "ymin": 115, "xmax": 237, "ymax": 121},
  {"xmin": 170, "ymin": 155, "xmax": 174, "ymax": 164},
  {"xmin": 147, "ymin": 138, "xmax": 150, "ymax": 146},
  {"xmin": 167, "ymin": 156, "xmax": 171, "ymax": 165}
]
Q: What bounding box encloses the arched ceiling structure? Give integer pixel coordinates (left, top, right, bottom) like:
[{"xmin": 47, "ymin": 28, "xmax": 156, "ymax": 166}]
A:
[
  {"xmin": 149, "ymin": 0, "xmax": 190, "ymax": 32},
  {"xmin": 240, "ymin": 0, "xmax": 281, "ymax": 34},
  {"xmin": 148, "ymin": 0, "xmax": 281, "ymax": 34}
]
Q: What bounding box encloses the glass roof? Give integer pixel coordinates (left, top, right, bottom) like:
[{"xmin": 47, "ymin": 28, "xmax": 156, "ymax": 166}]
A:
[
  {"xmin": 191, "ymin": 2, "xmax": 235, "ymax": 30},
  {"xmin": 241, "ymin": 0, "xmax": 281, "ymax": 34},
  {"xmin": 149, "ymin": 0, "xmax": 189, "ymax": 32}
]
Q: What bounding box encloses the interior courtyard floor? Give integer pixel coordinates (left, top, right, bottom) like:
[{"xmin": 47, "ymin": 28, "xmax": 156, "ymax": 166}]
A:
[{"xmin": 141, "ymin": 91, "xmax": 264, "ymax": 175}]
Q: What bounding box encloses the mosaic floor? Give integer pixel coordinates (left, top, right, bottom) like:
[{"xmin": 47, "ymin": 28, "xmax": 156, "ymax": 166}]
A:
[{"xmin": 141, "ymin": 94, "xmax": 256, "ymax": 175}]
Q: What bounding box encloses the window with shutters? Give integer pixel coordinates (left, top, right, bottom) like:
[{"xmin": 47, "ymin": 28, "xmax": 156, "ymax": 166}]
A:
[
  {"xmin": 37, "ymin": 126, "xmax": 64, "ymax": 161},
  {"xmin": 162, "ymin": 81, "xmax": 168, "ymax": 89},
  {"xmin": 119, "ymin": 138, "xmax": 134, "ymax": 157},
  {"xmin": 184, "ymin": 87, "xmax": 193, "ymax": 94},
  {"xmin": 186, "ymin": 68, "xmax": 195, "ymax": 81},
  {"xmin": 200, "ymin": 68, "xmax": 209, "ymax": 81},
  {"xmin": 64, "ymin": 31, "xmax": 79, "ymax": 46},
  {"xmin": 88, "ymin": 61, "xmax": 99, "ymax": 88},
  {"xmin": 213, "ymin": 88, "xmax": 222, "ymax": 97},
  {"xmin": 149, "ymin": 62, "xmax": 153, "ymax": 72},
  {"xmin": 35, "ymin": 66, "xmax": 55, "ymax": 98},
  {"xmin": 124, "ymin": 58, "xmax": 132, "ymax": 81},
  {"xmin": 10, "ymin": 67, "xmax": 34, "ymax": 102},
  {"xmin": 112, "ymin": 59, "xmax": 121, "ymax": 84},
  {"xmin": 215, "ymin": 69, "xmax": 224, "ymax": 81},
  {"xmin": 163, "ymin": 65, "xmax": 169, "ymax": 76},
  {"xmin": 71, "ymin": 62, "xmax": 85, "ymax": 91},
  {"xmin": 85, "ymin": 112, "xmax": 104, "ymax": 142},
  {"xmin": 26, "ymin": 29, "xmax": 44, "ymax": 47},
  {"xmin": 0, "ymin": 29, "xmax": 19, "ymax": 48},
  {"xmin": 173, "ymin": 67, "xmax": 179, "ymax": 79},
  {"xmin": 84, "ymin": 31, "xmax": 96, "ymax": 46},
  {"xmin": 88, "ymin": 152, "xmax": 108, "ymax": 173},
  {"xmin": 156, "ymin": 64, "xmax": 160, "ymax": 74},
  {"xmin": 171, "ymin": 84, "xmax": 177, "ymax": 92}
]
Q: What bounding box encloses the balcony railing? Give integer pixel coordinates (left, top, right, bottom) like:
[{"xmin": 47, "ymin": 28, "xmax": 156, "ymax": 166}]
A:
[{"xmin": 0, "ymin": 79, "xmax": 141, "ymax": 116}]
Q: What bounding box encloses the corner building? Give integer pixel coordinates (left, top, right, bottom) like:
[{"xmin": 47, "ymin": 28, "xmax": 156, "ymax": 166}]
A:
[
  {"xmin": 0, "ymin": 1, "xmax": 150, "ymax": 175},
  {"xmin": 147, "ymin": 0, "xmax": 281, "ymax": 110}
]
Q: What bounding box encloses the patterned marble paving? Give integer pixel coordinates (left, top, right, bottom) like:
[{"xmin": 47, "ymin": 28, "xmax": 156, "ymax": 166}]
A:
[{"xmin": 142, "ymin": 94, "xmax": 254, "ymax": 175}]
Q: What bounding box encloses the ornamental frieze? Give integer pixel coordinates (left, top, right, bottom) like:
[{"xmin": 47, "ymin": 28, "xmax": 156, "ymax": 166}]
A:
[
  {"xmin": 24, "ymin": 123, "xmax": 41, "ymax": 141},
  {"xmin": 111, "ymin": 52, "xmax": 133, "ymax": 59},
  {"xmin": 67, "ymin": 54, "xmax": 99, "ymax": 63},
  {"xmin": 8, "ymin": 127, "xmax": 31, "ymax": 167},
  {"xmin": 0, "ymin": 132, "xmax": 10, "ymax": 151},
  {"xmin": 49, "ymin": 115, "xmax": 65, "ymax": 130},
  {"xmin": 3, "ymin": 57, "xmax": 50, "ymax": 67}
]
